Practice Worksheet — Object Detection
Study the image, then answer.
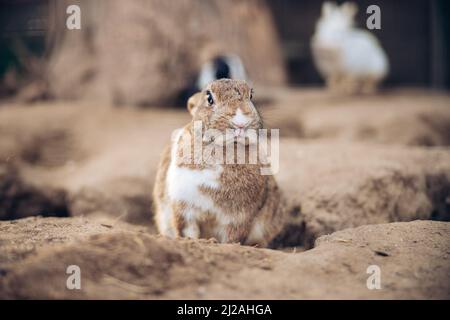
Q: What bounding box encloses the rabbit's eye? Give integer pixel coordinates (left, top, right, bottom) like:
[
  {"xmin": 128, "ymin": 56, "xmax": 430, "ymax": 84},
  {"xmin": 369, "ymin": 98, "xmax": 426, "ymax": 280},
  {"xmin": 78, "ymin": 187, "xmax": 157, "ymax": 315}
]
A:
[{"xmin": 206, "ymin": 90, "xmax": 214, "ymax": 106}]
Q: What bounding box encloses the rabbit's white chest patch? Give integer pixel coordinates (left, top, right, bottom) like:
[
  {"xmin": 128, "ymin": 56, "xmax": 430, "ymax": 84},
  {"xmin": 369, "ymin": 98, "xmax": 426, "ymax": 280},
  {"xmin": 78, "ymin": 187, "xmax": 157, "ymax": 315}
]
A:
[
  {"xmin": 167, "ymin": 130, "xmax": 222, "ymax": 215},
  {"xmin": 167, "ymin": 164, "xmax": 222, "ymax": 213}
]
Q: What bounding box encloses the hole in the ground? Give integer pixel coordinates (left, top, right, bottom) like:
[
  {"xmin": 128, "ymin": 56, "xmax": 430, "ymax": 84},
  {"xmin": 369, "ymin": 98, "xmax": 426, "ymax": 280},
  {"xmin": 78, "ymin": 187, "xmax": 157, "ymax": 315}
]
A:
[
  {"xmin": 271, "ymin": 172, "xmax": 450, "ymax": 250},
  {"xmin": 269, "ymin": 221, "xmax": 314, "ymax": 249},
  {"xmin": 0, "ymin": 162, "xmax": 70, "ymax": 220},
  {"xmin": 426, "ymin": 173, "xmax": 450, "ymax": 221}
]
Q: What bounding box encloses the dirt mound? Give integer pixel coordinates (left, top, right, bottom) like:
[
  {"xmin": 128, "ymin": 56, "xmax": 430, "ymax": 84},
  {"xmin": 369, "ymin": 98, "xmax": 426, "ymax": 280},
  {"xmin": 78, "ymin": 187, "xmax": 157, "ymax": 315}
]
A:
[
  {"xmin": 0, "ymin": 102, "xmax": 189, "ymax": 225},
  {"xmin": 264, "ymin": 88, "xmax": 450, "ymax": 146},
  {"xmin": 0, "ymin": 216, "xmax": 145, "ymax": 268},
  {"xmin": 0, "ymin": 217, "xmax": 448, "ymax": 299},
  {"xmin": 274, "ymin": 141, "xmax": 450, "ymax": 248},
  {"xmin": 46, "ymin": 0, "xmax": 286, "ymax": 106}
]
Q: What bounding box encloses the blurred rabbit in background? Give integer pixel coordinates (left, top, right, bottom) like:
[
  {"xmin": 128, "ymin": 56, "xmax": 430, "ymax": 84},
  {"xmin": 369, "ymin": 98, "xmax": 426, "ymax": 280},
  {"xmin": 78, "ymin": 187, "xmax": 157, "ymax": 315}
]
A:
[
  {"xmin": 196, "ymin": 54, "xmax": 248, "ymax": 90},
  {"xmin": 179, "ymin": 53, "xmax": 248, "ymax": 105},
  {"xmin": 311, "ymin": 2, "xmax": 389, "ymax": 94}
]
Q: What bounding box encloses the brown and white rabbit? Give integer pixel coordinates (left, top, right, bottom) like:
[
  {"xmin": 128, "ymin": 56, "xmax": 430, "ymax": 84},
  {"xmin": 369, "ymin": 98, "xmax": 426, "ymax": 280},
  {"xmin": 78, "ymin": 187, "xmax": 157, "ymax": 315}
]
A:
[{"xmin": 153, "ymin": 79, "xmax": 285, "ymax": 247}]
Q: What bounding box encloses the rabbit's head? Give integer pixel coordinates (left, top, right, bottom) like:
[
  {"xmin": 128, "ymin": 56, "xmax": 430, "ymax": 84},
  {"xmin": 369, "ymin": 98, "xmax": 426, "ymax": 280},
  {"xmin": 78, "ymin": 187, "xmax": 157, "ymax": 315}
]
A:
[
  {"xmin": 187, "ymin": 79, "xmax": 262, "ymax": 146},
  {"xmin": 315, "ymin": 2, "xmax": 358, "ymax": 41}
]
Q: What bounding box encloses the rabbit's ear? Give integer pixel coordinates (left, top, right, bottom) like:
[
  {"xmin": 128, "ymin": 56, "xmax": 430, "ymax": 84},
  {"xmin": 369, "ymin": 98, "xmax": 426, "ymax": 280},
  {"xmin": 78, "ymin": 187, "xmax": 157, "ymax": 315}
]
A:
[
  {"xmin": 187, "ymin": 92, "xmax": 202, "ymax": 116},
  {"xmin": 341, "ymin": 2, "xmax": 358, "ymax": 18},
  {"xmin": 322, "ymin": 2, "xmax": 336, "ymax": 16}
]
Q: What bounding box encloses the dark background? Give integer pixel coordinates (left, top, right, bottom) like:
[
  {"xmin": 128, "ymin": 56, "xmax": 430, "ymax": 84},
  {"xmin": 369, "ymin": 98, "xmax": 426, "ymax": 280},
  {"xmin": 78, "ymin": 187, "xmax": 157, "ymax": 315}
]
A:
[
  {"xmin": 1, "ymin": 0, "xmax": 450, "ymax": 89},
  {"xmin": 268, "ymin": 0, "xmax": 450, "ymax": 88}
]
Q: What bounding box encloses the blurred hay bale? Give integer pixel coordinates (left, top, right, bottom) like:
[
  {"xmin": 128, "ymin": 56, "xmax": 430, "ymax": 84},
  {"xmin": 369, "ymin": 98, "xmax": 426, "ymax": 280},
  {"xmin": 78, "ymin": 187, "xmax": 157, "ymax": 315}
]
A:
[{"xmin": 47, "ymin": 0, "xmax": 286, "ymax": 106}]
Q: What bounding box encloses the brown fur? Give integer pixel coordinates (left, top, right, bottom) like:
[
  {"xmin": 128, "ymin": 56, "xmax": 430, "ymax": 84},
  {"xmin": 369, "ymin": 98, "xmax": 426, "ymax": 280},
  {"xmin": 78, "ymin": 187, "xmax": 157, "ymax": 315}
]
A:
[
  {"xmin": 172, "ymin": 202, "xmax": 187, "ymax": 236},
  {"xmin": 153, "ymin": 79, "xmax": 286, "ymax": 247}
]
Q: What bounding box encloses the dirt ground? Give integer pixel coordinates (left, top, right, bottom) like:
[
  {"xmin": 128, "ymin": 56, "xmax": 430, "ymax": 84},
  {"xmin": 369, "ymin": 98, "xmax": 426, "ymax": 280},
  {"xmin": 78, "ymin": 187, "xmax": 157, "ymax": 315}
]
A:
[
  {"xmin": 0, "ymin": 217, "xmax": 449, "ymax": 299},
  {"xmin": 0, "ymin": 87, "xmax": 449, "ymax": 299}
]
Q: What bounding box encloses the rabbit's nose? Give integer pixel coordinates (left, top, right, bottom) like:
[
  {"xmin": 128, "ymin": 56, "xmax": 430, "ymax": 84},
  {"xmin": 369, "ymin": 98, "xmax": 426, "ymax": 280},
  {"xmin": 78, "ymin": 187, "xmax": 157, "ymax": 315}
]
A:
[{"xmin": 231, "ymin": 108, "xmax": 251, "ymax": 128}]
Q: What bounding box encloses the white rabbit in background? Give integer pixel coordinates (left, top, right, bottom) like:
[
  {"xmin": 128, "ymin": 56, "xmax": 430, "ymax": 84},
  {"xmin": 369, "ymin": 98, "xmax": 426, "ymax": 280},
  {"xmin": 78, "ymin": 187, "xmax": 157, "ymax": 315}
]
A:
[{"xmin": 311, "ymin": 1, "xmax": 389, "ymax": 94}]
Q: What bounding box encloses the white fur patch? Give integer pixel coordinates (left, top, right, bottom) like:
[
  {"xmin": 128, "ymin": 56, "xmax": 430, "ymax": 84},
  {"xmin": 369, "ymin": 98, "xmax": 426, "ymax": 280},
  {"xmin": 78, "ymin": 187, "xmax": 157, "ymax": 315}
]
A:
[
  {"xmin": 232, "ymin": 108, "xmax": 251, "ymax": 128},
  {"xmin": 167, "ymin": 165, "xmax": 222, "ymax": 213},
  {"xmin": 157, "ymin": 202, "xmax": 175, "ymax": 237},
  {"xmin": 167, "ymin": 130, "xmax": 223, "ymax": 216},
  {"xmin": 183, "ymin": 221, "xmax": 200, "ymax": 239},
  {"xmin": 165, "ymin": 129, "xmax": 257, "ymax": 242}
]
